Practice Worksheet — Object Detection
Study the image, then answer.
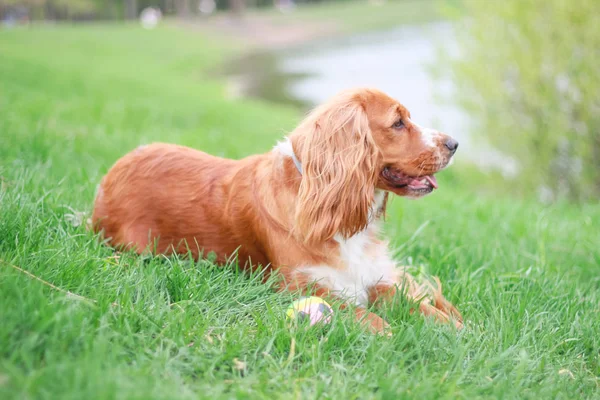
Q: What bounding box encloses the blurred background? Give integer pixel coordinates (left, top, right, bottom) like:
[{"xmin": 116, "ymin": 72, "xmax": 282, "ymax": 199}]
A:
[
  {"xmin": 1, "ymin": 0, "xmax": 598, "ymax": 203},
  {"xmin": 3, "ymin": 3, "xmax": 600, "ymax": 397}
]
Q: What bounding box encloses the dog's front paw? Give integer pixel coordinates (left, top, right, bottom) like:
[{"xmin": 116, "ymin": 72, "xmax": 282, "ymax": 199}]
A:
[{"xmin": 355, "ymin": 309, "xmax": 393, "ymax": 336}]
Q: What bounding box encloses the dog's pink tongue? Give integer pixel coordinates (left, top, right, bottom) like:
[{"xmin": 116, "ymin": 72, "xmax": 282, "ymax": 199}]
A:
[
  {"xmin": 425, "ymin": 175, "xmax": 438, "ymax": 189},
  {"xmin": 407, "ymin": 175, "xmax": 438, "ymax": 189}
]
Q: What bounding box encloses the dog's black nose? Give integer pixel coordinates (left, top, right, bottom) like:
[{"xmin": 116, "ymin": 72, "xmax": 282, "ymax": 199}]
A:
[{"xmin": 445, "ymin": 138, "xmax": 459, "ymax": 154}]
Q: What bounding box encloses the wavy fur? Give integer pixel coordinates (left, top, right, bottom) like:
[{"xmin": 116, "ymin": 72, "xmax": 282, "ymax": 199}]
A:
[
  {"xmin": 291, "ymin": 92, "xmax": 382, "ymax": 243},
  {"xmin": 92, "ymin": 88, "xmax": 463, "ymax": 334}
]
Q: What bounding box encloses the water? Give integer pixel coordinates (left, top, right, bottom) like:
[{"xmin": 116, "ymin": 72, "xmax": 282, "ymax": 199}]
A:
[{"xmin": 226, "ymin": 22, "xmax": 517, "ymax": 175}]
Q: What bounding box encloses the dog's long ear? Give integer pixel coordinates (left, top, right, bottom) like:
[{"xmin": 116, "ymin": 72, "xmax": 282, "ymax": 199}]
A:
[{"xmin": 293, "ymin": 94, "xmax": 381, "ymax": 244}]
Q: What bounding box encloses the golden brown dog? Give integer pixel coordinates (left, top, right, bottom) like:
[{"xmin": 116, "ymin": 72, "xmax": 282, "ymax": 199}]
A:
[{"xmin": 92, "ymin": 88, "xmax": 463, "ymax": 333}]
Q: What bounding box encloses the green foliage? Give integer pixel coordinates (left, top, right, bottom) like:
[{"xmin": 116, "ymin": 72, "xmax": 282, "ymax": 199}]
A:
[
  {"xmin": 1, "ymin": 24, "xmax": 600, "ymax": 399},
  {"xmin": 53, "ymin": 0, "xmax": 97, "ymax": 14},
  {"xmin": 447, "ymin": 0, "xmax": 600, "ymax": 201}
]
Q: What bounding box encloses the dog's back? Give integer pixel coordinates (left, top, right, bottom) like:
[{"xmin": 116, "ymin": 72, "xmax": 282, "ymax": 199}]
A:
[{"xmin": 92, "ymin": 143, "xmax": 256, "ymax": 261}]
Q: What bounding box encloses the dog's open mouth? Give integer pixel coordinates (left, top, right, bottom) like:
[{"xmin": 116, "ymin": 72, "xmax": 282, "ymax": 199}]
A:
[{"xmin": 381, "ymin": 167, "xmax": 439, "ymax": 193}]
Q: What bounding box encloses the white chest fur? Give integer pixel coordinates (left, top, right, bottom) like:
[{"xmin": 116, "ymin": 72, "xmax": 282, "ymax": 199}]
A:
[
  {"xmin": 300, "ymin": 190, "xmax": 397, "ymax": 306},
  {"xmin": 278, "ymin": 146, "xmax": 398, "ymax": 306},
  {"xmin": 298, "ymin": 223, "xmax": 398, "ymax": 307}
]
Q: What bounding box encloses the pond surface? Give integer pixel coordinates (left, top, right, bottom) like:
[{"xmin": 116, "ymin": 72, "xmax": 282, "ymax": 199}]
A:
[{"xmin": 226, "ymin": 22, "xmax": 516, "ymax": 175}]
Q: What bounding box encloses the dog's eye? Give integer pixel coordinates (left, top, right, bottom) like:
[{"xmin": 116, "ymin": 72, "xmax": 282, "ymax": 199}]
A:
[{"xmin": 392, "ymin": 119, "xmax": 405, "ymax": 129}]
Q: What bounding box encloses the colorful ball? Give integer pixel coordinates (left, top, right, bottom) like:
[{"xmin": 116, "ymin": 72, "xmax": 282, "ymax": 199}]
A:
[{"xmin": 286, "ymin": 296, "xmax": 333, "ymax": 326}]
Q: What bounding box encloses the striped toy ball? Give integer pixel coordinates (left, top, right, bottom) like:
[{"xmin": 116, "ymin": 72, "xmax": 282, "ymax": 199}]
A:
[{"xmin": 286, "ymin": 296, "xmax": 333, "ymax": 326}]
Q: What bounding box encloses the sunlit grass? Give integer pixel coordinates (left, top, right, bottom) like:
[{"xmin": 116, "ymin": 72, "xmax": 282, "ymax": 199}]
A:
[
  {"xmin": 1, "ymin": 25, "xmax": 599, "ymax": 399},
  {"xmin": 251, "ymin": 0, "xmax": 452, "ymax": 32}
]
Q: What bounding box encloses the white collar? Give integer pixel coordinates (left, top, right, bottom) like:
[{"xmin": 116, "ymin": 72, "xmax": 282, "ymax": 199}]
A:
[
  {"xmin": 290, "ymin": 150, "xmax": 302, "ymax": 175},
  {"xmin": 275, "ymin": 138, "xmax": 302, "ymax": 175}
]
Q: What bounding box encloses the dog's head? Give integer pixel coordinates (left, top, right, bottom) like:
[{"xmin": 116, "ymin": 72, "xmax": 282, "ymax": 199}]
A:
[
  {"xmin": 290, "ymin": 88, "xmax": 458, "ymax": 243},
  {"xmin": 361, "ymin": 89, "xmax": 458, "ymax": 197}
]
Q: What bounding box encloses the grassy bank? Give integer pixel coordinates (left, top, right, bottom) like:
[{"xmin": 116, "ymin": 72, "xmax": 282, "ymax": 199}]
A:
[
  {"xmin": 253, "ymin": 0, "xmax": 451, "ymax": 33},
  {"xmin": 184, "ymin": 0, "xmax": 455, "ymax": 50},
  {"xmin": 1, "ymin": 25, "xmax": 599, "ymax": 399}
]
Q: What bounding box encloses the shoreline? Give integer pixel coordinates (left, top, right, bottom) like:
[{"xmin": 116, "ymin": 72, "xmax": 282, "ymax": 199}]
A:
[{"xmin": 174, "ymin": 0, "xmax": 446, "ymax": 51}]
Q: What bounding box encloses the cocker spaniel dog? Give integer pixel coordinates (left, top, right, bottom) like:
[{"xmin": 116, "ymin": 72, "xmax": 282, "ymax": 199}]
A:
[{"xmin": 92, "ymin": 88, "xmax": 463, "ymax": 333}]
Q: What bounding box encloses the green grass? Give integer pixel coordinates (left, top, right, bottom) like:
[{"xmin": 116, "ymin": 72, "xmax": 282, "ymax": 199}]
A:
[
  {"xmin": 250, "ymin": 0, "xmax": 453, "ymax": 33},
  {"xmin": 1, "ymin": 24, "xmax": 600, "ymax": 399}
]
